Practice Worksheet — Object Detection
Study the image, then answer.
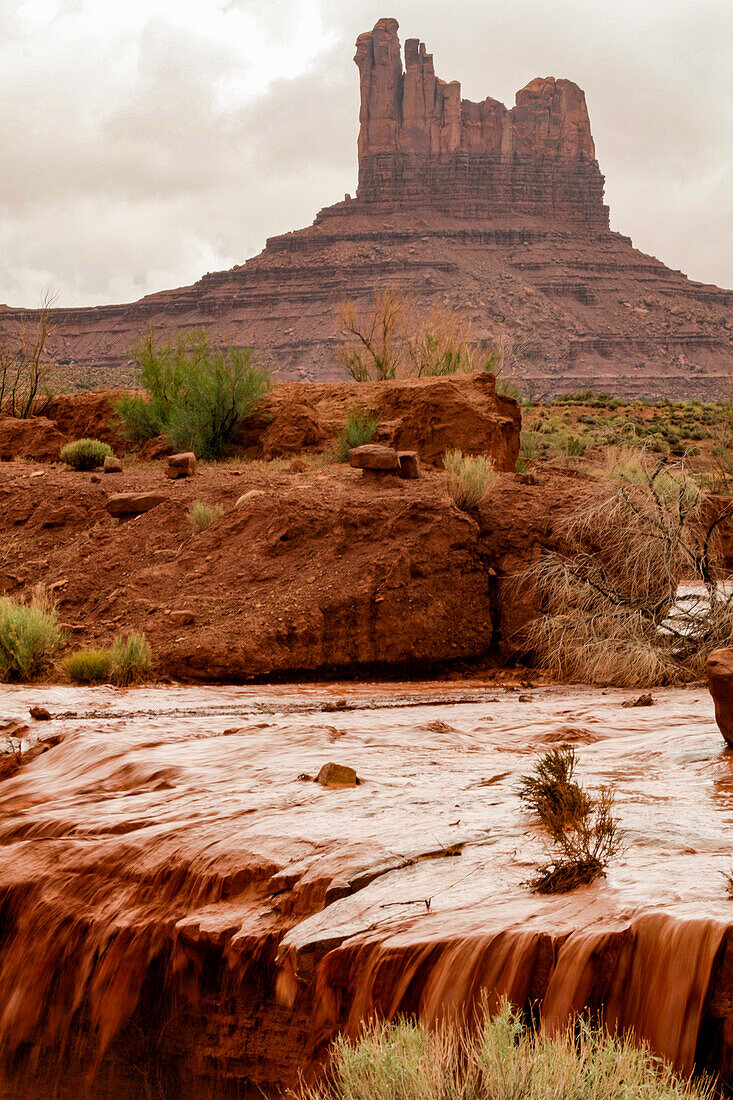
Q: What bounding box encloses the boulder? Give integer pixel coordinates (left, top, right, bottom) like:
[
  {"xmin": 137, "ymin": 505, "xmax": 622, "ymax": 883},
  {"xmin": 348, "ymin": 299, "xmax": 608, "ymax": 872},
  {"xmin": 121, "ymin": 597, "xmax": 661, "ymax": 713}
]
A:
[
  {"xmin": 103, "ymin": 456, "xmax": 123, "ymax": 473},
  {"xmin": 317, "ymin": 762, "xmax": 358, "ymax": 788},
  {"xmin": 708, "ymin": 648, "xmax": 733, "ymax": 745},
  {"xmin": 29, "ymin": 706, "xmax": 52, "ymax": 721},
  {"xmin": 398, "ymin": 451, "xmax": 420, "ymax": 479},
  {"xmin": 348, "ymin": 444, "xmax": 400, "ymax": 471},
  {"xmin": 106, "ymin": 492, "xmax": 169, "ymax": 518},
  {"xmin": 166, "ymin": 452, "xmax": 196, "ymax": 479},
  {"xmin": 170, "ymin": 610, "xmax": 195, "ymax": 626}
]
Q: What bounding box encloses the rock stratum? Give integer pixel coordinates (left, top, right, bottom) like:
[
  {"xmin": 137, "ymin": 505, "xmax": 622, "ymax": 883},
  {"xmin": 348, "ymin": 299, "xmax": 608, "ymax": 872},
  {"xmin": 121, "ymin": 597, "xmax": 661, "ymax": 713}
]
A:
[{"xmin": 0, "ymin": 18, "xmax": 731, "ymax": 398}]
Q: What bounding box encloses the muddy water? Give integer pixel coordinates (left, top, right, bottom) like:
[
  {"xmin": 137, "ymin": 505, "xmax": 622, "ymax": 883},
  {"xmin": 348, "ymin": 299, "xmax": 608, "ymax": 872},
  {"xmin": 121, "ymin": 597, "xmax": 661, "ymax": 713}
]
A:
[{"xmin": 1, "ymin": 681, "xmax": 732, "ymax": 1095}]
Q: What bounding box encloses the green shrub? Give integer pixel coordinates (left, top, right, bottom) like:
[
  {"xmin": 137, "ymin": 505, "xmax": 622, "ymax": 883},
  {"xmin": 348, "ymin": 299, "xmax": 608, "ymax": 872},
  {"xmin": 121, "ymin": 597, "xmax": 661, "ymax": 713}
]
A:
[
  {"xmin": 110, "ymin": 633, "xmax": 152, "ymax": 686},
  {"xmin": 59, "ymin": 438, "xmax": 113, "ymax": 470},
  {"xmin": 188, "ymin": 500, "xmax": 224, "ymax": 533},
  {"xmin": 0, "ymin": 588, "xmax": 62, "ymax": 681},
  {"xmin": 444, "ymin": 449, "xmax": 497, "ymax": 509},
  {"xmin": 298, "ymin": 1000, "xmax": 710, "ymax": 1100},
  {"xmin": 336, "ymin": 408, "xmax": 379, "ymax": 462},
  {"xmin": 64, "ymin": 647, "xmax": 112, "ymax": 684},
  {"xmin": 115, "ymin": 330, "xmax": 270, "ymax": 460}
]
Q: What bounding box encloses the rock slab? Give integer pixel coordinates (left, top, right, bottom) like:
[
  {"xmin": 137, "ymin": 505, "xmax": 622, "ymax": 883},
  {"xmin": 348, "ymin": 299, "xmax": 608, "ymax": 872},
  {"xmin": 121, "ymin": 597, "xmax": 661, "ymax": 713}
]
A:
[
  {"xmin": 106, "ymin": 492, "xmax": 169, "ymax": 518},
  {"xmin": 166, "ymin": 452, "xmax": 196, "ymax": 479},
  {"xmin": 349, "ymin": 444, "xmax": 400, "ymax": 471}
]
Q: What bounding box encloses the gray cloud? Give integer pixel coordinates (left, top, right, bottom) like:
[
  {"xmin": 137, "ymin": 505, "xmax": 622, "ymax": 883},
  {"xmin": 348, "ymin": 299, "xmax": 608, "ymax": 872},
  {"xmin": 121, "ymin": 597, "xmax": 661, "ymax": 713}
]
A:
[{"xmin": 0, "ymin": 0, "xmax": 730, "ymax": 307}]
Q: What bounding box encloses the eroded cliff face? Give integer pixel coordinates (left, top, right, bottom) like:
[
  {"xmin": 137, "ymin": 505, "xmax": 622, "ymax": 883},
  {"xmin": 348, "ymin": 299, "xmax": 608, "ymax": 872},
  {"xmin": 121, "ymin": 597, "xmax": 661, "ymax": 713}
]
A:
[{"xmin": 353, "ymin": 19, "xmax": 607, "ymax": 226}]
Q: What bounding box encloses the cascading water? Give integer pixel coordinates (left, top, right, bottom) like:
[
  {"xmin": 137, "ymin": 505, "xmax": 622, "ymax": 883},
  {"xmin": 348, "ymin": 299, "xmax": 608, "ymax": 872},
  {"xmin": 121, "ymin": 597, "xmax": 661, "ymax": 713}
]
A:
[{"xmin": 0, "ymin": 681, "xmax": 732, "ymax": 1097}]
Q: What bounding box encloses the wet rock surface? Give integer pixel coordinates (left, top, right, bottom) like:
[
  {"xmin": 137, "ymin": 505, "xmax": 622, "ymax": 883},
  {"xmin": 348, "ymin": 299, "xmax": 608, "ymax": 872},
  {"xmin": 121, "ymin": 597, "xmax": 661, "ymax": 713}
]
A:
[{"xmin": 0, "ymin": 683, "xmax": 732, "ymax": 1097}]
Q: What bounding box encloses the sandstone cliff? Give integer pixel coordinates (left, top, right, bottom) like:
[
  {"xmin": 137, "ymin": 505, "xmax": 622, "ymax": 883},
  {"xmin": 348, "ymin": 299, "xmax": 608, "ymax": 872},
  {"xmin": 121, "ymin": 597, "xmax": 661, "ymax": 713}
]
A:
[
  {"xmin": 354, "ymin": 18, "xmax": 607, "ymax": 226},
  {"xmin": 0, "ymin": 18, "xmax": 730, "ymax": 398}
]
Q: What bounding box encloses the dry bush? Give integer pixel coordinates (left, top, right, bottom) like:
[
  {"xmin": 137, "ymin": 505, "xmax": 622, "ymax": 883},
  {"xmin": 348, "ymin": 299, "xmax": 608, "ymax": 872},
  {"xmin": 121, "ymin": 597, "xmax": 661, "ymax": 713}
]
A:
[
  {"xmin": 298, "ymin": 998, "xmax": 710, "ymax": 1100},
  {"xmin": 444, "ymin": 450, "xmax": 496, "ymax": 509},
  {"xmin": 0, "ymin": 586, "xmax": 62, "ymax": 682},
  {"xmin": 188, "ymin": 501, "xmax": 224, "ymax": 533},
  {"xmin": 335, "ymin": 291, "xmax": 475, "ymax": 381},
  {"xmin": 519, "ymin": 452, "xmax": 733, "ymax": 686},
  {"xmin": 520, "ymin": 747, "xmax": 623, "ymax": 894},
  {"xmin": 0, "ymin": 288, "xmax": 57, "ymax": 417}
]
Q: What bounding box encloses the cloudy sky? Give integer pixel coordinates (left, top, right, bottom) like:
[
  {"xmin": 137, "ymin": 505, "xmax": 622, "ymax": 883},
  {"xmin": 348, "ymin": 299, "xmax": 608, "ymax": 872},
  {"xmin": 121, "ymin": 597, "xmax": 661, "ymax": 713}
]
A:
[{"xmin": 1, "ymin": 0, "xmax": 731, "ymax": 308}]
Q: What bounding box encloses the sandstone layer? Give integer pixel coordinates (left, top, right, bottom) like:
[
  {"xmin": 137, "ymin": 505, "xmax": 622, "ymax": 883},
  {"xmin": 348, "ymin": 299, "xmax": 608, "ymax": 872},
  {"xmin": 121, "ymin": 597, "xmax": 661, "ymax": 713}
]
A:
[
  {"xmin": 1, "ymin": 684, "xmax": 732, "ymax": 1098},
  {"xmin": 0, "ymin": 19, "xmax": 730, "ymax": 398}
]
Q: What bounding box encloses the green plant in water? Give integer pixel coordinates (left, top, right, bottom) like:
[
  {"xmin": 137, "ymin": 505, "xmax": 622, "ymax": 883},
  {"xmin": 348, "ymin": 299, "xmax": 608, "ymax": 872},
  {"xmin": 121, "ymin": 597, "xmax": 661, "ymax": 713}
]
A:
[
  {"xmin": 336, "ymin": 408, "xmax": 379, "ymax": 461},
  {"xmin": 64, "ymin": 647, "xmax": 112, "ymax": 684},
  {"xmin": 110, "ymin": 633, "xmax": 152, "ymax": 686},
  {"xmin": 188, "ymin": 501, "xmax": 224, "ymax": 533},
  {"xmin": 59, "ymin": 438, "xmax": 113, "ymax": 470},
  {"xmin": 0, "ymin": 588, "xmax": 62, "ymax": 682}
]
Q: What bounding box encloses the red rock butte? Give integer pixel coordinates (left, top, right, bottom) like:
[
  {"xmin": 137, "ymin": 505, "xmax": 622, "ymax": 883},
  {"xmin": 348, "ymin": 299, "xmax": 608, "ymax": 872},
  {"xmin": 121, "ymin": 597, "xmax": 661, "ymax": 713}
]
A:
[{"xmin": 0, "ymin": 17, "xmax": 731, "ymax": 397}]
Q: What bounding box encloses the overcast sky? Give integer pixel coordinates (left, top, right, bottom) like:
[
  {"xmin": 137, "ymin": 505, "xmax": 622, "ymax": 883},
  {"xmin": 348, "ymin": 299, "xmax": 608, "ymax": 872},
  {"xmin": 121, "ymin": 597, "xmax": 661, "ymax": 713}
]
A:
[{"xmin": 1, "ymin": 0, "xmax": 731, "ymax": 307}]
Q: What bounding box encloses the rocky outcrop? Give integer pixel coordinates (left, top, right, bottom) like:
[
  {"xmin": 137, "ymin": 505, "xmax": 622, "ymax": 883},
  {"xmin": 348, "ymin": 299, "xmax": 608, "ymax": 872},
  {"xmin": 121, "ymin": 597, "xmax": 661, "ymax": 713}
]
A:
[
  {"xmin": 0, "ymin": 21, "xmax": 730, "ymax": 398},
  {"xmin": 708, "ymin": 648, "xmax": 733, "ymax": 745},
  {"xmin": 354, "ymin": 19, "xmax": 607, "ymax": 226}
]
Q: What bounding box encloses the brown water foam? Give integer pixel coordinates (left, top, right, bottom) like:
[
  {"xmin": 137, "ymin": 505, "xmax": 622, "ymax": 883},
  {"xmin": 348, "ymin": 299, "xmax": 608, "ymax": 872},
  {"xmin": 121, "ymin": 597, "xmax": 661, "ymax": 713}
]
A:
[{"xmin": 1, "ymin": 682, "xmax": 733, "ymax": 1095}]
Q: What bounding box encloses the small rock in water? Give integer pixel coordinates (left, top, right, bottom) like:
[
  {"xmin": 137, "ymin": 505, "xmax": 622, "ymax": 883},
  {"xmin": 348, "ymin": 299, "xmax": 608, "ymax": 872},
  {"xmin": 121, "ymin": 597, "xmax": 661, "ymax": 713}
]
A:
[
  {"xmin": 622, "ymin": 693, "xmax": 654, "ymax": 708},
  {"xmin": 317, "ymin": 762, "xmax": 358, "ymax": 788},
  {"xmin": 29, "ymin": 706, "xmax": 52, "ymax": 721}
]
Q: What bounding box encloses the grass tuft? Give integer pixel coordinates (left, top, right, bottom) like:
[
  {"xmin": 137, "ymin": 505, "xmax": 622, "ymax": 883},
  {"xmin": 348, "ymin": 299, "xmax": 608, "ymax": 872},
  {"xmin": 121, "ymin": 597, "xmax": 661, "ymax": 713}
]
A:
[
  {"xmin": 63, "ymin": 647, "xmax": 112, "ymax": 684},
  {"xmin": 0, "ymin": 587, "xmax": 62, "ymax": 681},
  {"xmin": 59, "ymin": 438, "xmax": 113, "ymax": 470},
  {"xmin": 444, "ymin": 449, "xmax": 496, "ymax": 509},
  {"xmin": 297, "ymin": 999, "xmax": 711, "ymax": 1100},
  {"xmin": 109, "ymin": 633, "xmax": 152, "ymax": 686},
  {"xmin": 336, "ymin": 408, "xmax": 379, "ymax": 462},
  {"xmin": 188, "ymin": 500, "xmax": 224, "ymax": 533}
]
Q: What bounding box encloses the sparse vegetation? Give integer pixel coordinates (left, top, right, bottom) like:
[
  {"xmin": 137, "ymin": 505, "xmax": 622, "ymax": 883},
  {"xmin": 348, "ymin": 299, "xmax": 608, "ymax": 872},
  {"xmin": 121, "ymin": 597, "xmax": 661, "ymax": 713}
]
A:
[
  {"xmin": 520, "ymin": 746, "xmax": 623, "ymax": 893},
  {"xmin": 115, "ymin": 329, "xmax": 270, "ymax": 459},
  {"xmin": 59, "ymin": 438, "xmax": 113, "ymax": 470},
  {"xmin": 64, "ymin": 647, "xmax": 112, "ymax": 684},
  {"xmin": 109, "ymin": 633, "xmax": 152, "ymax": 686},
  {"xmin": 336, "ymin": 408, "xmax": 379, "ymax": 461},
  {"xmin": 298, "ymin": 999, "xmax": 709, "ymax": 1100},
  {"xmin": 0, "ymin": 287, "xmax": 57, "ymax": 417},
  {"xmin": 520, "ymin": 452, "xmax": 733, "ymax": 685},
  {"xmin": 188, "ymin": 500, "xmax": 224, "ymax": 532},
  {"xmin": 0, "ymin": 588, "xmax": 62, "ymax": 682},
  {"xmin": 336, "ymin": 291, "xmax": 474, "ymax": 381},
  {"xmin": 444, "ymin": 449, "xmax": 496, "ymax": 509}
]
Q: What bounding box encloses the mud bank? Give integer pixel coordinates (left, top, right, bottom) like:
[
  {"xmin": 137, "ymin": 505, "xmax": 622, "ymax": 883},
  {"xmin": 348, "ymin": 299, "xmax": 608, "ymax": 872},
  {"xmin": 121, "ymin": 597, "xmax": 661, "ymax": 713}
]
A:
[{"xmin": 1, "ymin": 683, "xmax": 733, "ymax": 1096}]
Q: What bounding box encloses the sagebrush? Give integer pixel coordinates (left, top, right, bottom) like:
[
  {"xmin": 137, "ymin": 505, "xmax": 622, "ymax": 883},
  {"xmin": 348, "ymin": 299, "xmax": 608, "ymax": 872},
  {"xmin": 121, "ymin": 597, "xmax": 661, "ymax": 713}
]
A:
[
  {"xmin": 520, "ymin": 746, "xmax": 623, "ymax": 893},
  {"xmin": 109, "ymin": 633, "xmax": 152, "ymax": 686},
  {"xmin": 59, "ymin": 438, "xmax": 113, "ymax": 470},
  {"xmin": 0, "ymin": 588, "xmax": 62, "ymax": 681},
  {"xmin": 116, "ymin": 329, "xmax": 270, "ymax": 459},
  {"xmin": 298, "ymin": 999, "xmax": 709, "ymax": 1100},
  {"xmin": 64, "ymin": 647, "xmax": 112, "ymax": 684}
]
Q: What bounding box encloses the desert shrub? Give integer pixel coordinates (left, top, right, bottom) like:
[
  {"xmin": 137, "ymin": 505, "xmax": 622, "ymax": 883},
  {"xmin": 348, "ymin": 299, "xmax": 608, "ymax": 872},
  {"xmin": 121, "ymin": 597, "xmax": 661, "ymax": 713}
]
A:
[
  {"xmin": 336, "ymin": 408, "xmax": 379, "ymax": 461},
  {"xmin": 110, "ymin": 633, "xmax": 152, "ymax": 686},
  {"xmin": 520, "ymin": 747, "xmax": 623, "ymax": 893},
  {"xmin": 115, "ymin": 330, "xmax": 270, "ymax": 459},
  {"xmin": 0, "ymin": 288, "xmax": 56, "ymax": 418},
  {"xmin": 444, "ymin": 449, "xmax": 496, "ymax": 509},
  {"xmin": 64, "ymin": 647, "xmax": 112, "ymax": 684},
  {"xmin": 188, "ymin": 500, "xmax": 224, "ymax": 533},
  {"xmin": 336, "ymin": 291, "xmax": 474, "ymax": 381},
  {"xmin": 0, "ymin": 588, "xmax": 62, "ymax": 681},
  {"xmin": 519, "ymin": 452, "xmax": 733, "ymax": 685},
  {"xmin": 298, "ymin": 999, "xmax": 710, "ymax": 1100},
  {"xmin": 59, "ymin": 438, "xmax": 113, "ymax": 470}
]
